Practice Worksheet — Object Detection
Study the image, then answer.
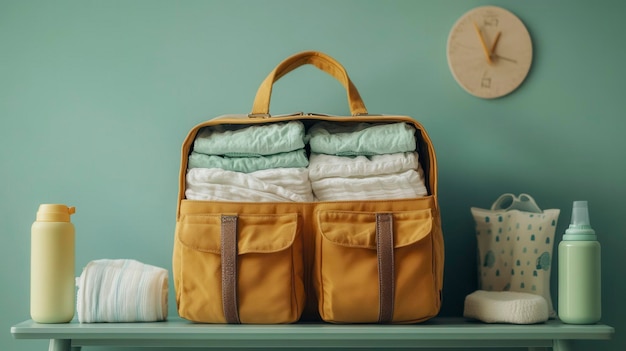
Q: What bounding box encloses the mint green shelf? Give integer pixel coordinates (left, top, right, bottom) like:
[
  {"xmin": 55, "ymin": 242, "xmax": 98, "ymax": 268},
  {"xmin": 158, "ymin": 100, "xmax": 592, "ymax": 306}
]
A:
[{"xmin": 11, "ymin": 317, "xmax": 614, "ymax": 351}]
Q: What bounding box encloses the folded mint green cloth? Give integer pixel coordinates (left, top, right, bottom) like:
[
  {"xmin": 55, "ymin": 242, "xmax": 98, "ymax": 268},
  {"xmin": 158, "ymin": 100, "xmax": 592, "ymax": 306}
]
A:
[
  {"xmin": 308, "ymin": 122, "xmax": 416, "ymax": 156},
  {"xmin": 188, "ymin": 149, "xmax": 309, "ymax": 173},
  {"xmin": 194, "ymin": 121, "xmax": 305, "ymax": 157}
]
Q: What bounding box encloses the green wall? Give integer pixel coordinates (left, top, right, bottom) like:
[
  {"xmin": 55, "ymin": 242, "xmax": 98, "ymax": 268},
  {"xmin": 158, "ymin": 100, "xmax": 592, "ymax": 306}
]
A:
[{"xmin": 1, "ymin": 1, "xmax": 623, "ymax": 350}]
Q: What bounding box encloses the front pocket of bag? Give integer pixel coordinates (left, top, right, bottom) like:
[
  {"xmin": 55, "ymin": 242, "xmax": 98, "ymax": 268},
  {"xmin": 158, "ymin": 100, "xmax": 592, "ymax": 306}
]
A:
[
  {"xmin": 176, "ymin": 212, "xmax": 304, "ymax": 323},
  {"xmin": 314, "ymin": 208, "xmax": 438, "ymax": 323}
]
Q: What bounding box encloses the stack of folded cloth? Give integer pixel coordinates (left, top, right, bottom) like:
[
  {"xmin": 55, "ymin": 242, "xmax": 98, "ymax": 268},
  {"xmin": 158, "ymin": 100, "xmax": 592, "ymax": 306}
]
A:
[
  {"xmin": 307, "ymin": 121, "xmax": 428, "ymax": 201},
  {"xmin": 76, "ymin": 259, "xmax": 168, "ymax": 323},
  {"xmin": 186, "ymin": 121, "xmax": 313, "ymax": 202}
]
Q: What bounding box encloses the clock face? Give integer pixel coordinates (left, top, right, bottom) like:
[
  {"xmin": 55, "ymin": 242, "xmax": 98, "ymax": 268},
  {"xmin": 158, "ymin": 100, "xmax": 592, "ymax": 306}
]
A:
[{"xmin": 447, "ymin": 6, "xmax": 533, "ymax": 99}]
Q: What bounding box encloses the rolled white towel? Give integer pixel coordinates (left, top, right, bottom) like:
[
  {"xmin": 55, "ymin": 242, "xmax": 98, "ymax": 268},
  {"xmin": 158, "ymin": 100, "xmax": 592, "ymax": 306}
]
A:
[
  {"xmin": 463, "ymin": 290, "xmax": 549, "ymax": 324},
  {"xmin": 76, "ymin": 259, "xmax": 168, "ymax": 323}
]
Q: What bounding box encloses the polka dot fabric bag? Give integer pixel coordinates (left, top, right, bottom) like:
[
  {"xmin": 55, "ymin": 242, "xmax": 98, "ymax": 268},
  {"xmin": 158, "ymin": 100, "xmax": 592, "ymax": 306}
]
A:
[{"xmin": 471, "ymin": 194, "xmax": 560, "ymax": 317}]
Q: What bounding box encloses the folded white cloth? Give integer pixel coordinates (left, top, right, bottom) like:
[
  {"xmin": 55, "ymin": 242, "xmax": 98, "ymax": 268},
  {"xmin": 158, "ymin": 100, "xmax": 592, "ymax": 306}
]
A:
[
  {"xmin": 311, "ymin": 168, "xmax": 428, "ymax": 201},
  {"xmin": 76, "ymin": 259, "xmax": 168, "ymax": 323},
  {"xmin": 308, "ymin": 152, "xmax": 420, "ymax": 181},
  {"xmin": 186, "ymin": 167, "xmax": 314, "ymax": 202},
  {"xmin": 463, "ymin": 290, "xmax": 549, "ymax": 324}
]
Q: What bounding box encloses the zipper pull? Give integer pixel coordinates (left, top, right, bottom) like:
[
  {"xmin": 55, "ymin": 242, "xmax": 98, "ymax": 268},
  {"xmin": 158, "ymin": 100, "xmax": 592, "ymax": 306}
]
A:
[{"xmin": 248, "ymin": 111, "xmax": 304, "ymax": 119}]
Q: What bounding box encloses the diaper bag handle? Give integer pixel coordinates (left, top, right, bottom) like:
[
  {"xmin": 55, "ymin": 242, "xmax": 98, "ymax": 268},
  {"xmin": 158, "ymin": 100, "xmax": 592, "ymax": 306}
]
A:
[{"xmin": 250, "ymin": 51, "xmax": 368, "ymax": 117}]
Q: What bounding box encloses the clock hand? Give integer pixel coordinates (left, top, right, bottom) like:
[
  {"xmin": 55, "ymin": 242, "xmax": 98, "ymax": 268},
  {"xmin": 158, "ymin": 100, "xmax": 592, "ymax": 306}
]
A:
[
  {"xmin": 473, "ymin": 22, "xmax": 493, "ymax": 64},
  {"xmin": 490, "ymin": 31, "xmax": 501, "ymax": 56},
  {"xmin": 492, "ymin": 54, "xmax": 517, "ymax": 64}
]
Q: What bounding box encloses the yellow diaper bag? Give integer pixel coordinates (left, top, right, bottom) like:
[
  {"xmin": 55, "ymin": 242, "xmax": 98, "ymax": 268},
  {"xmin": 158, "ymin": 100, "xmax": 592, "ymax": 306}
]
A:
[{"xmin": 172, "ymin": 51, "xmax": 444, "ymax": 324}]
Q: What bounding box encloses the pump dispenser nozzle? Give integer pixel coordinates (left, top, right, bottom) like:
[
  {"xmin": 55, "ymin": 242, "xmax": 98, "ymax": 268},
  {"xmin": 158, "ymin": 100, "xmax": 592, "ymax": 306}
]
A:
[
  {"xmin": 571, "ymin": 201, "xmax": 592, "ymax": 228},
  {"xmin": 564, "ymin": 201, "xmax": 596, "ymax": 240}
]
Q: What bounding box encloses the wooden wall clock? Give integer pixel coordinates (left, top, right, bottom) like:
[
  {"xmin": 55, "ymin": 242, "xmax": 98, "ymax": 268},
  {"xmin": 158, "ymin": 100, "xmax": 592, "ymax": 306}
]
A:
[{"xmin": 447, "ymin": 6, "xmax": 533, "ymax": 99}]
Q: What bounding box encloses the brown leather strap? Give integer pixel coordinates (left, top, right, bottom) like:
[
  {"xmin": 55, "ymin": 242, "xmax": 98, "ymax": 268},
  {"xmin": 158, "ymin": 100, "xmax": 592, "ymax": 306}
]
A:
[
  {"xmin": 221, "ymin": 215, "xmax": 241, "ymax": 324},
  {"xmin": 376, "ymin": 213, "xmax": 395, "ymax": 323}
]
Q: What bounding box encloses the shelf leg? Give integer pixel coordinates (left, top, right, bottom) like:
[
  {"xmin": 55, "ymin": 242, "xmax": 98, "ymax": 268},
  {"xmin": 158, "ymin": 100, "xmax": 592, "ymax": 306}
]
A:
[
  {"xmin": 552, "ymin": 339, "xmax": 573, "ymax": 351},
  {"xmin": 48, "ymin": 339, "xmax": 71, "ymax": 351}
]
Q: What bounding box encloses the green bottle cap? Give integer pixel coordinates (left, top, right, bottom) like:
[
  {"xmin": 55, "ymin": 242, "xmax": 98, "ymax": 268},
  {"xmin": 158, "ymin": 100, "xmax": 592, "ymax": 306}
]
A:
[{"xmin": 563, "ymin": 201, "xmax": 596, "ymax": 241}]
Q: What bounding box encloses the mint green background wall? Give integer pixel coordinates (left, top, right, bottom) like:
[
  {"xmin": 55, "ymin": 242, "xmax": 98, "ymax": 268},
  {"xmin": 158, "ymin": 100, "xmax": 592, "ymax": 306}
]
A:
[{"xmin": 1, "ymin": 0, "xmax": 623, "ymax": 350}]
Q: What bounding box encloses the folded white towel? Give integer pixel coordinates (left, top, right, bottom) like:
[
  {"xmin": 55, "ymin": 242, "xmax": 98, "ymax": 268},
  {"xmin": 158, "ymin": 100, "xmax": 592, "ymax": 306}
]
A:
[
  {"xmin": 76, "ymin": 259, "xmax": 168, "ymax": 323},
  {"xmin": 463, "ymin": 290, "xmax": 549, "ymax": 324},
  {"xmin": 308, "ymin": 152, "xmax": 420, "ymax": 181},
  {"xmin": 186, "ymin": 167, "xmax": 314, "ymax": 202},
  {"xmin": 311, "ymin": 168, "xmax": 428, "ymax": 201}
]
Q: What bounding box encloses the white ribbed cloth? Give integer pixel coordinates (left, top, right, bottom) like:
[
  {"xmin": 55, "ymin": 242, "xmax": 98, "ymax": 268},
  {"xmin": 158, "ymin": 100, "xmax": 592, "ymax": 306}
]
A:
[{"xmin": 76, "ymin": 259, "xmax": 168, "ymax": 323}]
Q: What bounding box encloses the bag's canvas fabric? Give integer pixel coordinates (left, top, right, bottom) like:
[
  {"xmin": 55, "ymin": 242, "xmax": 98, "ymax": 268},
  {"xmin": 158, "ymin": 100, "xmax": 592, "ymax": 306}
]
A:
[{"xmin": 172, "ymin": 51, "xmax": 444, "ymax": 324}]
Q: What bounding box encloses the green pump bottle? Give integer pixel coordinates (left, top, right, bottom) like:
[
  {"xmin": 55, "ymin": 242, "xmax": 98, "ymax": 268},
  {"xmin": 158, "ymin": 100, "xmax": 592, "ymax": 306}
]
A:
[{"xmin": 558, "ymin": 201, "xmax": 601, "ymax": 324}]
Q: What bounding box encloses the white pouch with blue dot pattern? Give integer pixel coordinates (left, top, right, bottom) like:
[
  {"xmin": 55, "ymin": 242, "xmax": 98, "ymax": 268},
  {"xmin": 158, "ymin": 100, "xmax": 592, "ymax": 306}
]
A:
[{"xmin": 471, "ymin": 194, "xmax": 560, "ymax": 317}]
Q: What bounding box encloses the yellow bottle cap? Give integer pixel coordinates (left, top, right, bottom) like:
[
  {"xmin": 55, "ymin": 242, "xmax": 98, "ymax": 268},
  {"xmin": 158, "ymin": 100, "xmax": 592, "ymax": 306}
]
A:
[{"xmin": 36, "ymin": 204, "xmax": 76, "ymax": 222}]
